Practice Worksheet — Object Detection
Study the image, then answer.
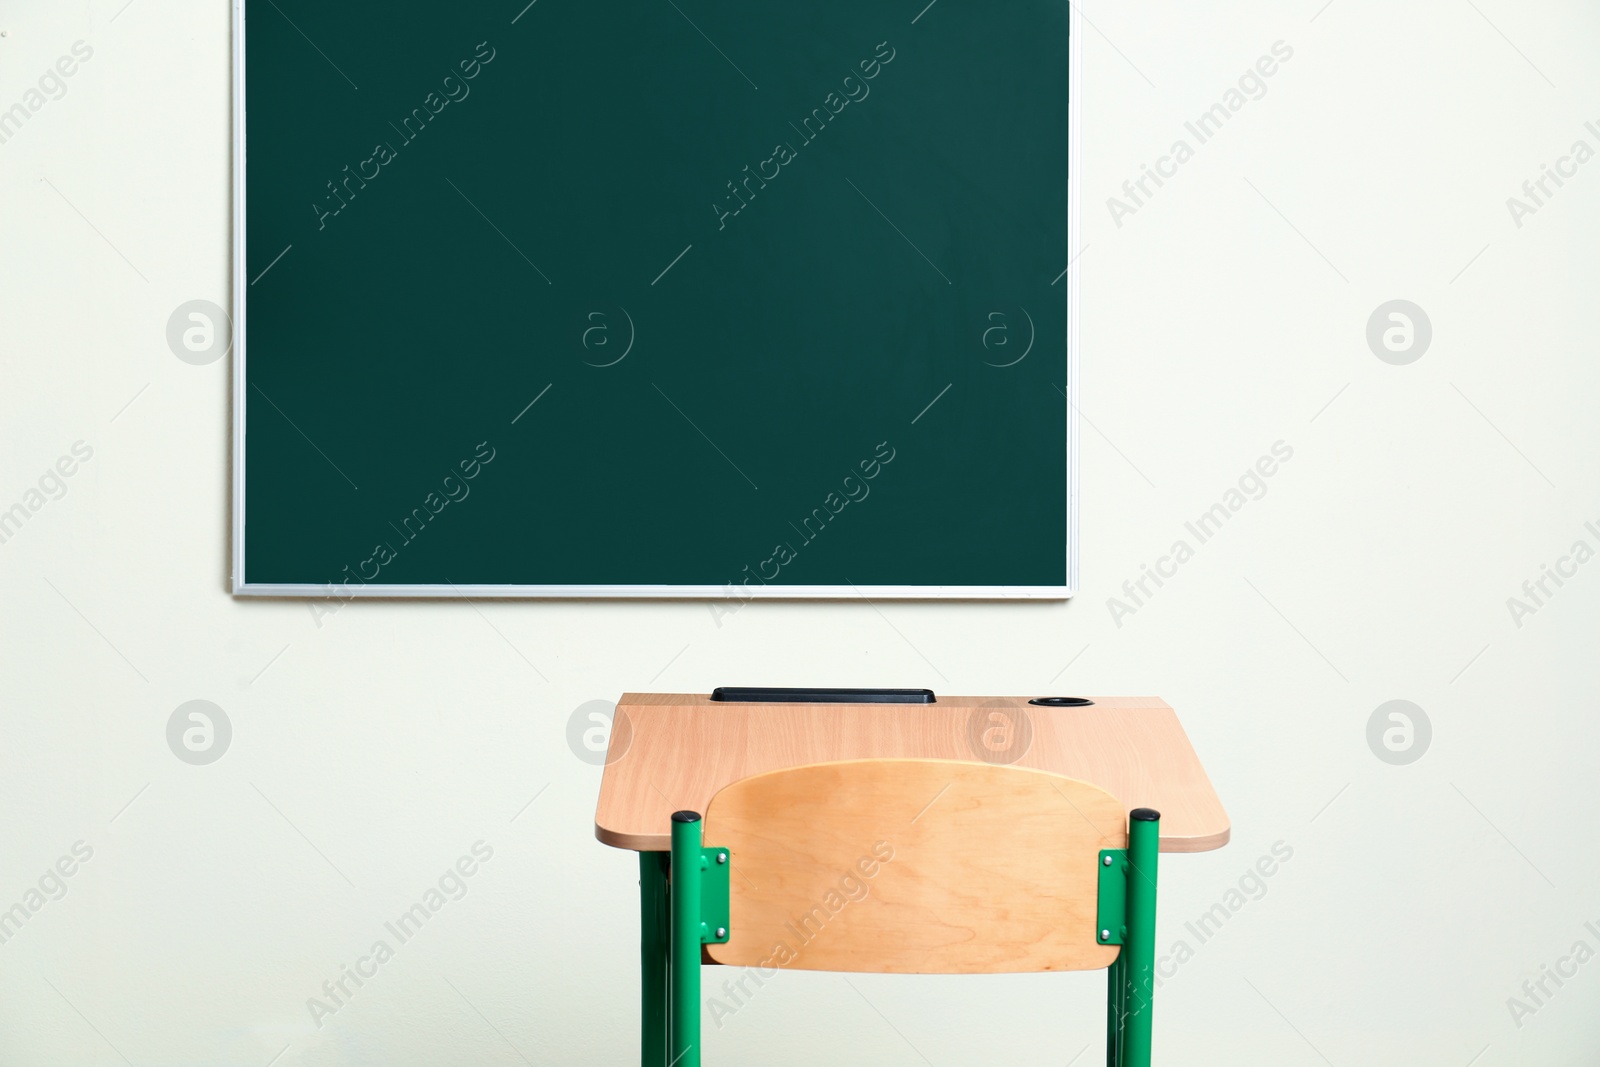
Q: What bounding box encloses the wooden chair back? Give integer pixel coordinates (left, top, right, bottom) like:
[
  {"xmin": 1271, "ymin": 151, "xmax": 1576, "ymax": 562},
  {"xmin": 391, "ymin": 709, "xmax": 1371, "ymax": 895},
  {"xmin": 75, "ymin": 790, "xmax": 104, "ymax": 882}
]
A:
[{"xmin": 702, "ymin": 758, "xmax": 1126, "ymax": 974}]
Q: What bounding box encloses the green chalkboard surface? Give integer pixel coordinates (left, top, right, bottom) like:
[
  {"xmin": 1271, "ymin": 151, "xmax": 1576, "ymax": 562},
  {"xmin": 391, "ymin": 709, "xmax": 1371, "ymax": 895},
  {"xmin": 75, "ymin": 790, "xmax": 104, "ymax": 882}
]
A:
[{"xmin": 236, "ymin": 0, "xmax": 1072, "ymax": 596}]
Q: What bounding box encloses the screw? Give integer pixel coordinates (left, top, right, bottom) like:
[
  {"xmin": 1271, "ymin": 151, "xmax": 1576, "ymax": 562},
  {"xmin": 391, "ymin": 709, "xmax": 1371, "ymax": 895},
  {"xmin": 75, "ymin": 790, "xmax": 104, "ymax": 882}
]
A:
[
  {"xmin": 1100, "ymin": 929, "xmax": 1111, "ymax": 941},
  {"xmin": 717, "ymin": 852, "xmax": 727, "ymax": 864},
  {"xmin": 1103, "ymin": 855, "xmax": 1113, "ymax": 866},
  {"xmin": 715, "ymin": 927, "xmax": 727, "ymax": 938}
]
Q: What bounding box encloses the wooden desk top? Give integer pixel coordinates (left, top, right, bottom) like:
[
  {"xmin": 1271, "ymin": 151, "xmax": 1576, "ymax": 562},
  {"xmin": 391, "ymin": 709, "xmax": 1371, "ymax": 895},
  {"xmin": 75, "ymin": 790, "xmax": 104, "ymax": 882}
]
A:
[{"xmin": 594, "ymin": 694, "xmax": 1229, "ymax": 854}]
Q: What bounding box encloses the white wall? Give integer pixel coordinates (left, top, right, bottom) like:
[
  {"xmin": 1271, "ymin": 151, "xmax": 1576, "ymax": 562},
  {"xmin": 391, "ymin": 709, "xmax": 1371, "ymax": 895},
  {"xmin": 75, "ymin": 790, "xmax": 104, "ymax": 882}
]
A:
[{"xmin": 3, "ymin": 1, "xmax": 1598, "ymax": 1063}]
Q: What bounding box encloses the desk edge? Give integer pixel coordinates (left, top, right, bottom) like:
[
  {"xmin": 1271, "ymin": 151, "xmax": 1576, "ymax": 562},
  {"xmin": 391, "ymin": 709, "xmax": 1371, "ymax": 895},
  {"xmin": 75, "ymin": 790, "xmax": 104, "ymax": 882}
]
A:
[{"xmin": 596, "ymin": 821, "xmax": 1230, "ymax": 854}]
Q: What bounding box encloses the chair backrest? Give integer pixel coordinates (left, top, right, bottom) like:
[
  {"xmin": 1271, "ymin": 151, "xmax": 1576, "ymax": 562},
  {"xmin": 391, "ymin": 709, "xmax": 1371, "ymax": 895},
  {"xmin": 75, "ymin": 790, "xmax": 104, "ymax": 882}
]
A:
[{"xmin": 702, "ymin": 758, "xmax": 1127, "ymax": 974}]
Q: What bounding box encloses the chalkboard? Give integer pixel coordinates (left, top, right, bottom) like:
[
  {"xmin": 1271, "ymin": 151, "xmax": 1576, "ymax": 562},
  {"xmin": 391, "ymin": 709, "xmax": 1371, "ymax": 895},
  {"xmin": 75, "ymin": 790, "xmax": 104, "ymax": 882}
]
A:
[{"xmin": 232, "ymin": 0, "xmax": 1076, "ymax": 597}]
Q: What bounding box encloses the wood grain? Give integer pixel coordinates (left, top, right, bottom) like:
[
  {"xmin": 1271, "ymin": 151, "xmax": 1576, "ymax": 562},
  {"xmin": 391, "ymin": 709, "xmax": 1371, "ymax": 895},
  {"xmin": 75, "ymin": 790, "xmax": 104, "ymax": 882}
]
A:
[
  {"xmin": 595, "ymin": 695, "xmax": 1229, "ymax": 853},
  {"xmin": 703, "ymin": 759, "xmax": 1126, "ymax": 973}
]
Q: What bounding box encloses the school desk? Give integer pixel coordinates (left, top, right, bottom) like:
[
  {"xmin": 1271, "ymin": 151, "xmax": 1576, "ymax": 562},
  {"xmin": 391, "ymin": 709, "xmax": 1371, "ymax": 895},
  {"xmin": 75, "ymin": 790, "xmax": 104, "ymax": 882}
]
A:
[{"xmin": 594, "ymin": 691, "xmax": 1230, "ymax": 1065}]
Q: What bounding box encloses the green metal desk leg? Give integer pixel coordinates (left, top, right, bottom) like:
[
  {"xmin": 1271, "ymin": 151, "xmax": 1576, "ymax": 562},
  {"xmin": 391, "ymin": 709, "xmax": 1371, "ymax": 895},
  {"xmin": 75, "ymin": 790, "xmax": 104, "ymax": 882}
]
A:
[
  {"xmin": 1122, "ymin": 808, "xmax": 1161, "ymax": 1067},
  {"xmin": 1106, "ymin": 949, "xmax": 1125, "ymax": 1066},
  {"xmin": 670, "ymin": 812, "xmax": 704, "ymax": 1067},
  {"xmin": 640, "ymin": 851, "xmax": 670, "ymax": 1067}
]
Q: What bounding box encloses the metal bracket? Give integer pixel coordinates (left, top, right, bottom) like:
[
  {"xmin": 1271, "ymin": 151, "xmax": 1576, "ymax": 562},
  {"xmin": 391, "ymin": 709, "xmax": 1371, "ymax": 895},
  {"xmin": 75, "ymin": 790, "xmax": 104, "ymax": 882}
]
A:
[
  {"xmin": 1097, "ymin": 848, "xmax": 1127, "ymax": 945},
  {"xmin": 700, "ymin": 847, "xmax": 730, "ymax": 944}
]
